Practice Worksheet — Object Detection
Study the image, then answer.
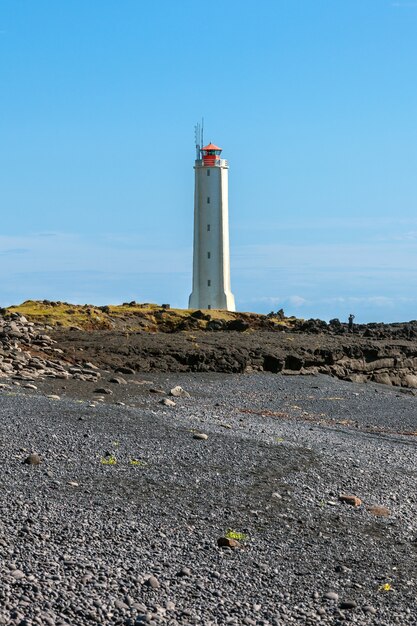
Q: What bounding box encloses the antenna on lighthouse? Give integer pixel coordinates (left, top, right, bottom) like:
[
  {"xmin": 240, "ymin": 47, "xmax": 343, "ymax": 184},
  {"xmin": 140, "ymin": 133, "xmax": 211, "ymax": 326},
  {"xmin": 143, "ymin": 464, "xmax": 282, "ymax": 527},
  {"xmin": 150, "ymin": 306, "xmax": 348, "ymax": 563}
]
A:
[
  {"xmin": 194, "ymin": 118, "xmax": 205, "ymax": 160},
  {"xmin": 194, "ymin": 121, "xmax": 201, "ymax": 160}
]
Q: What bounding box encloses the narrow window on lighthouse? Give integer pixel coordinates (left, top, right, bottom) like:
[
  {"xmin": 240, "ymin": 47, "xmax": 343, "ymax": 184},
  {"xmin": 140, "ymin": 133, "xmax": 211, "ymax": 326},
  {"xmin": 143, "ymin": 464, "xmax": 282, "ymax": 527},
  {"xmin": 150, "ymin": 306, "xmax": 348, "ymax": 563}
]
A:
[
  {"xmin": 207, "ymin": 197, "xmax": 210, "ymax": 204},
  {"xmin": 207, "ymin": 252, "xmax": 211, "ymax": 259},
  {"xmin": 207, "ymin": 224, "xmax": 210, "ymax": 231},
  {"xmin": 207, "ymin": 170, "xmax": 210, "ymax": 176},
  {"xmin": 208, "ymin": 280, "xmax": 211, "ymax": 287}
]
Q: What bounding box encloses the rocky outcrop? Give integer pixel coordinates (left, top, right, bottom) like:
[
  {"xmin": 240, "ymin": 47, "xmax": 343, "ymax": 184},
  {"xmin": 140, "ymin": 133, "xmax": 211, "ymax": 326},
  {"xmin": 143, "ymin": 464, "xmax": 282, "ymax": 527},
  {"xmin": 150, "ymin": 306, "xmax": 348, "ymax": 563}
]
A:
[
  {"xmin": 48, "ymin": 325, "xmax": 417, "ymax": 389},
  {"xmin": 0, "ymin": 314, "xmax": 100, "ymax": 383},
  {"xmin": 4, "ymin": 307, "xmax": 417, "ymax": 391}
]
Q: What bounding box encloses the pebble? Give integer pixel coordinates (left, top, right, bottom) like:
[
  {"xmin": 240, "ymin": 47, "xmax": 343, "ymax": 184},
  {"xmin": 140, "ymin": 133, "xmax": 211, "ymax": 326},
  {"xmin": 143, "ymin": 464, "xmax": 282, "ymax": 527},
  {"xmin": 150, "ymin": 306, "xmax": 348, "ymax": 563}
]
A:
[
  {"xmin": 217, "ymin": 537, "xmax": 241, "ymax": 549},
  {"xmin": 170, "ymin": 385, "xmax": 190, "ymax": 398},
  {"xmin": 145, "ymin": 575, "xmax": 160, "ymax": 589},
  {"xmin": 176, "ymin": 566, "xmax": 191, "ymax": 577},
  {"xmin": 160, "ymin": 398, "xmax": 176, "ymax": 407},
  {"xmin": 339, "ymin": 600, "xmax": 357, "ymax": 610},
  {"xmin": 23, "ymin": 453, "xmax": 42, "ymax": 465},
  {"xmin": 323, "ymin": 591, "xmax": 339, "ymax": 602},
  {"xmin": 193, "ymin": 432, "xmax": 208, "ymax": 440},
  {"xmin": 338, "ymin": 494, "xmax": 362, "ymax": 507}
]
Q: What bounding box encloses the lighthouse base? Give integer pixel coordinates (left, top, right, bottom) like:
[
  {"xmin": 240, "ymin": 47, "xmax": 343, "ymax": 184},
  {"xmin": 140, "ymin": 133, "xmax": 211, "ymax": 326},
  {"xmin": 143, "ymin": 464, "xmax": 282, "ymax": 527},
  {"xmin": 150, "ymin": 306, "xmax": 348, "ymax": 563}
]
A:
[{"xmin": 188, "ymin": 290, "xmax": 236, "ymax": 312}]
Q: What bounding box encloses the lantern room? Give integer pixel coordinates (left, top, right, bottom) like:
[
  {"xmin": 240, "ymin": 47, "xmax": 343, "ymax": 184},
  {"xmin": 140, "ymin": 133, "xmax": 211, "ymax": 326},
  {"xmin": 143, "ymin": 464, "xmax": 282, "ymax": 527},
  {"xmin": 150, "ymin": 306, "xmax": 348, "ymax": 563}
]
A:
[{"xmin": 201, "ymin": 143, "xmax": 222, "ymax": 166}]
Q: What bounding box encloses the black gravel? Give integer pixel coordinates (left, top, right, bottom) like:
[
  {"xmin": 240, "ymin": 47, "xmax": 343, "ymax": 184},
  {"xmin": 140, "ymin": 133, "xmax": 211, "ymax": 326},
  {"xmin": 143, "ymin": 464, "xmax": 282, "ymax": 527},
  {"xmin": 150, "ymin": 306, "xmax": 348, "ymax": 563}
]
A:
[{"xmin": 0, "ymin": 373, "xmax": 416, "ymax": 625}]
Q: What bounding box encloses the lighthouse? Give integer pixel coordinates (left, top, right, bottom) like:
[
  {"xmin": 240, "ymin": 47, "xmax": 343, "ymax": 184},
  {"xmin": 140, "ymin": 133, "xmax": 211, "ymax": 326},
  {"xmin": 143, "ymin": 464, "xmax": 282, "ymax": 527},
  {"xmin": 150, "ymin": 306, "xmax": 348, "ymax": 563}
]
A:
[{"xmin": 188, "ymin": 140, "xmax": 236, "ymax": 311}]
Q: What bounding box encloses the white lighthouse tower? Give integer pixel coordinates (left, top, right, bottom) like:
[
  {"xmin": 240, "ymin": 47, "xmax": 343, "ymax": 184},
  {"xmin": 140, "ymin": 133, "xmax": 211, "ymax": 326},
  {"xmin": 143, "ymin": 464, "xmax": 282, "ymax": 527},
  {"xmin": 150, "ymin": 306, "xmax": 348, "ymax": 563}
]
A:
[{"xmin": 189, "ymin": 139, "xmax": 236, "ymax": 311}]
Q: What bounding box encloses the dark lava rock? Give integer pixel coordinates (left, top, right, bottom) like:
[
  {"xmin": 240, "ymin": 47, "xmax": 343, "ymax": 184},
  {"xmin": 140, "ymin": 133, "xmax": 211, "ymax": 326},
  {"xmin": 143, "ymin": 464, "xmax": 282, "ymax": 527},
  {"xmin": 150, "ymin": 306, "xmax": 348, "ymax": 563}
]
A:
[
  {"xmin": 109, "ymin": 377, "xmax": 127, "ymax": 385},
  {"xmin": 206, "ymin": 319, "xmax": 226, "ymax": 331},
  {"xmin": 217, "ymin": 537, "xmax": 241, "ymax": 549},
  {"xmin": 226, "ymin": 319, "xmax": 250, "ymax": 332},
  {"xmin": 339, "ymin": 600, "xmax": 357, "ymax": 610},
  {"xmin": 191, "ymin": 310, "xmax": 211, "ymax": 321},
  {"xmin": 23, "ymin": 453, "xmax": 42, "ymax": 465},
  {"xmin": 115, "ymin": 366, "xmax": 135, "ymax": 375},
  {"xmin": 263, "ymin": 354, "xmax": 284, "ymax": 373},
  {"xmin": 94, "ymin": 387, "xmax": 113, "ymax": 395}
]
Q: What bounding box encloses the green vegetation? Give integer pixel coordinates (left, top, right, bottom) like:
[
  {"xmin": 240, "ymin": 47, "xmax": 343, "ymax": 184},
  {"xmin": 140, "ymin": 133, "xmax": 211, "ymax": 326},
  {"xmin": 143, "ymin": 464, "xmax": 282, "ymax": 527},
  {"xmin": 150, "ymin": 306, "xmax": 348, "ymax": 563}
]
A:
[
  {"xmin": 129, "ymin": 459, "xmax": 147, "ymax": 467},
  {"xmin": 101, "ymin": 455, "xmax": 117, "ymax": 466},
  {"xmin": 225, "ymin": 529, "xmax": 248, "ymax": 541}
]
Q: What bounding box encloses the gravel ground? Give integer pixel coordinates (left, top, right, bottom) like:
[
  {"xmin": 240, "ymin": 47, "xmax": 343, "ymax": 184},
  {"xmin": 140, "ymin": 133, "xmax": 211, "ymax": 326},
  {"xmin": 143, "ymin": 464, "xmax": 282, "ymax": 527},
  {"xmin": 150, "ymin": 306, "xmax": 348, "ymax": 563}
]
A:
[{"xmin": 0, "ymin": 372, "xmax": 416, "ymax": 626}]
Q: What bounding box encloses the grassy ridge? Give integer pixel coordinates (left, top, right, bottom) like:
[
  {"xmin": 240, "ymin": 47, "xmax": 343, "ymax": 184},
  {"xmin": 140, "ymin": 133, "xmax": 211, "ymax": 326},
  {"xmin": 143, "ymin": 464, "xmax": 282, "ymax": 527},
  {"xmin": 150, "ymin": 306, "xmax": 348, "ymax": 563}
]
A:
[{"xmin": 6, "ymin": 300, "xmax": 296, "ymax": 332}]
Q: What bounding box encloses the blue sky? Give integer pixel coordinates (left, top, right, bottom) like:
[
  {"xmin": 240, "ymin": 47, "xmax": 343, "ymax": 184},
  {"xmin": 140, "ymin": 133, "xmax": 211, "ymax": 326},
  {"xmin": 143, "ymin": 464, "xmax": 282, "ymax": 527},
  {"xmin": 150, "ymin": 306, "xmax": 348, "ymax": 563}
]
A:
[{"xmin": 1, "ymin": 0, "xmax": 416, "ymax": 322}]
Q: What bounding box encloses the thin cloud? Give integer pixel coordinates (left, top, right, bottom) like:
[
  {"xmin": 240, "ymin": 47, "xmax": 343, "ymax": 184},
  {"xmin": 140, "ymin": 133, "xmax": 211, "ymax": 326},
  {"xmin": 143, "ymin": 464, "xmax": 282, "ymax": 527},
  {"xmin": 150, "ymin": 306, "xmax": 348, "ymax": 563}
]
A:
[
  {"xmin": 252, "ymin": 295, "xmax": 308, "ymax": 307},
  {"xmin": 0, "ymin": 248, "xmax": 29, "ymax": 256}
]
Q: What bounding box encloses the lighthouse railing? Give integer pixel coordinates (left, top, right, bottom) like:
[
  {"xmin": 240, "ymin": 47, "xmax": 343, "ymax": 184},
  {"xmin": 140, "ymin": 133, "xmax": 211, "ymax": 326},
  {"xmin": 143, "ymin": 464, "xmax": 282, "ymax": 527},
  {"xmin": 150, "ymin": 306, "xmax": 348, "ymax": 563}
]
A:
[{"xmin": 195, "ymin": 159, "xmax": 228, "ymax": 167}]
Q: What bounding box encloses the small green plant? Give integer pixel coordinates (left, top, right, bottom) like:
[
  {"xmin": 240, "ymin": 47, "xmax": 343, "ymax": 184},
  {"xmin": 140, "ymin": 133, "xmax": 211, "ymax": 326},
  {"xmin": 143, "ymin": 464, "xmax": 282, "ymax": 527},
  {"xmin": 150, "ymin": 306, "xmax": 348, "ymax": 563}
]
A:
[
  {"xmin": 275, "ymin": 437, "xmax": 284, "ymax": 443},
  {"xmin": 112, "ymin": 441, "xmax": 120, "ymax": 447},
  {"xmin": 379, "ymin": 583, "xmax": 392, "ymax": 592},
  {"xmin": 101, "ymin": 455, "xmax": 117, "ymax": 465},
  {"xmin": 225, "ymin": 529, "xmax": 247, "ymax": 541},
  {"xmin": 129, "ymin": 459, "xmax": 147, "ymax": 467}
]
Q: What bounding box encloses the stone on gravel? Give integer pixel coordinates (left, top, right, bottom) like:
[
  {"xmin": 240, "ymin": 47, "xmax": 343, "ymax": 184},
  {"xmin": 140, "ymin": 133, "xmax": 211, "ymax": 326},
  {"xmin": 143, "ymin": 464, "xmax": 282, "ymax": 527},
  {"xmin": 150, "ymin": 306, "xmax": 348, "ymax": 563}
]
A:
[
  {"xmin": 109, "ymin": 377, "xmax": 127, "ymax": 384},
  {"xmin": 193, "ymin": 432, "xmax": 208, "ymax": 440},
  {"xmin": 367, "ymin": 504, "xmax": 390, "ymax": 517},
  {"xmin": 217, "ymin": 537, "xmax": 241, "ymax": 549},
  {"xmin": 339, "ymin": 600, "xmax": 357, "ymax": 610},
  {"xmin": 94, "ymin": 387, "xmax": 113, "ymax": 395},
  {"xmin": 46, "ymin": 394, "xmax": 60, "ymax": 400},
  {"xmin": 338, "ymin": 494, "xmax": 362, "ymax": 507},
  {"xmin": 23, "ymin": 453, "xmax": 42, "ymax": 465},
  {"xmin": 11, "ymin": 569, "xmax": 25, "ymax": 580},
  {"xmin": 170, "ymin": 385, "xmax": 190, "ymax": 398},
  {"xmin": 145, "ymin": 575, "xmax": 160, "ymax": 589},
  {"xmin": 323, "ymin": 591, "xmax": 339, "ymax": 602},
  {"xmin": 160, "ymin": 398, "xmax": 176, "ymax": 407},
  {"xmin": 176, "ymin": 566, "xmax": 191, "ymax": 577}
]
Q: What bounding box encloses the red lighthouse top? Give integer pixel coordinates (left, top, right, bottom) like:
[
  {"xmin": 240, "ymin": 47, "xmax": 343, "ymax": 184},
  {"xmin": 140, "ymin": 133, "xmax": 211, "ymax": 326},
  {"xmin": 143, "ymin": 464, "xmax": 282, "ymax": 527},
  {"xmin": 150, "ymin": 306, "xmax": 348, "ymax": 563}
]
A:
[{"xmin": 201, "ymin": 142, "xmax": 222, "ymax": 166}]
